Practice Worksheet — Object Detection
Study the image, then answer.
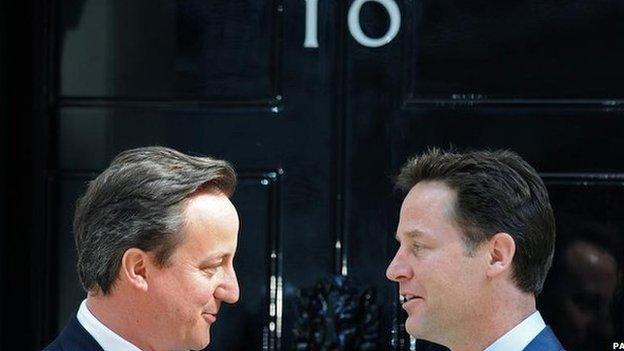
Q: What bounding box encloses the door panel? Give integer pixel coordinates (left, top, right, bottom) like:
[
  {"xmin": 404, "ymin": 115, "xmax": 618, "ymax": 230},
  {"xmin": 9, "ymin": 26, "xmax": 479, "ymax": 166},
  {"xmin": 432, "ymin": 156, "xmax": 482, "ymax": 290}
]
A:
[
  {"xmin": 60, "ymin": 0, "xmax": 279, "ymax": 100},
  {"xmin": 391, "ymin": 108, "xmax": 624, "ymax": 173},
  {"xmin": 210, "ymin": 175, "xmax": 280, "ymax": 351},
  {"xmin": 35, "ymin": 0, "xmax": 624, "ymax": 350},
  {"xmin": 402, "ymin": 0, "xmax": 624, "ymax": 99},
  {"xmin": 51, "ymin": 175, "xmax": 92, "ymax": 329}
]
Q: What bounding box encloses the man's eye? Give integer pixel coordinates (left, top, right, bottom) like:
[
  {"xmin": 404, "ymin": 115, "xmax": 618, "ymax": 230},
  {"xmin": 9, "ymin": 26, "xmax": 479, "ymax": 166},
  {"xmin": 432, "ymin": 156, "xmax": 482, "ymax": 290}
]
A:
[
  {"xmin": 412, "ymin": 244, "xmax": 424, "ymax": 255},
  {"xmin": 202, "ymin": 266, "xmax": 218, "ymax": 276}
]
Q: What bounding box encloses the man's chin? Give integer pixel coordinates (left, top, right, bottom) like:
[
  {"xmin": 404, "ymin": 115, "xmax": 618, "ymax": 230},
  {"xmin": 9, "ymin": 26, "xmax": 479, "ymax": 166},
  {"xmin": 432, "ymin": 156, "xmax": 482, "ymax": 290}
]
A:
[
  {"xmin": 189, "ymin": 332, "xmax": 210, "ymax": 350},
  {"xmin": 406, "ymin": 321, "xmax": 446, "ymax": 348},
  {"xmin": 190, "ymin": 340, "xmax": 210, "ymax": 351},
  {"xmin": 405, "ymin": 326, "xmax": 419, "ymax": 339},
  {"xmin": 405, "ymin": 318, "xmax": 428, "ymax": 340}
]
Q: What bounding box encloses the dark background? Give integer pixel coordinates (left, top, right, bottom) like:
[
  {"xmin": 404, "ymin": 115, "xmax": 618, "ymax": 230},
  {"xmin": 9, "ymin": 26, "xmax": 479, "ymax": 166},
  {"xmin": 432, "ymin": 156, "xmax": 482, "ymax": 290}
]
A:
[{"xmin": 1, "ymin": 1, "xmax": 623, "ymax": 350}]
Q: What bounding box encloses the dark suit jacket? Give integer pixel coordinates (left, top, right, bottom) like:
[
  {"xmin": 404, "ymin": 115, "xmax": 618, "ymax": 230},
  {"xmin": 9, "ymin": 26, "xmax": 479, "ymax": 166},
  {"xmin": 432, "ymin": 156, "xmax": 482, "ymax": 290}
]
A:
[
  {"xmin": 42, "ymin": 314, "xmax": 103, "ymax": 351},
  {"xmin": 524, "ymin": 326, "xmax": 566, "ymax": 351}
]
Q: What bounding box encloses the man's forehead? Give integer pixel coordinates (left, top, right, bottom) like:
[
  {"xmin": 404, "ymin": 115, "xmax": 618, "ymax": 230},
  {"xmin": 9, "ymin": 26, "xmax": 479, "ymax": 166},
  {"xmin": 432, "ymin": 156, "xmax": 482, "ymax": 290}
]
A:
[
  {"xmin": 396, "ymin": 182, "xmax": 462, "ymax": 243},
  {"xmin": 403, "ymin": 181, "xmax": 456, "ymax": 206},
  {"xmin": 400, "ymin": 181, "xmax": 458, "ymax": 220}
]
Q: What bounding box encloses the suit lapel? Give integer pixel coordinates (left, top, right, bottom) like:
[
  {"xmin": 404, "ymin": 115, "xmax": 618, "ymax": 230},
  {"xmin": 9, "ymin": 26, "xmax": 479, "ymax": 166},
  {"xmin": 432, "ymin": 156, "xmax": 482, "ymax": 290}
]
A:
[
  {"xmin": 523, "ymin": 326, "xmax": 565, "ymax": 351},
  {"xmin": 57, "ymin": 314, "xmax": 104, "ymax": 351}
]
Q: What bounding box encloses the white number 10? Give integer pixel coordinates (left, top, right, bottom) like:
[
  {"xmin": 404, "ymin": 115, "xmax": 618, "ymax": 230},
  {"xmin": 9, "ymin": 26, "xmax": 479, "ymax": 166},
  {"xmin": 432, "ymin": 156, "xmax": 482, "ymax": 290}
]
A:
[{"xmin": 304, "ymin": 0, "xmax": 401, "ymax": 48}]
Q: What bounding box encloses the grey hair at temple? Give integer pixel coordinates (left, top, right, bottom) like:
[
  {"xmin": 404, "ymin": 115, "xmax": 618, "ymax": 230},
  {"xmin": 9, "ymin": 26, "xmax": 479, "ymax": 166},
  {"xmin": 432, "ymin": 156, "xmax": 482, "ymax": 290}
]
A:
[{"xmin": 73, "ymin": 146, "xmax": 236, "ymax": 294}]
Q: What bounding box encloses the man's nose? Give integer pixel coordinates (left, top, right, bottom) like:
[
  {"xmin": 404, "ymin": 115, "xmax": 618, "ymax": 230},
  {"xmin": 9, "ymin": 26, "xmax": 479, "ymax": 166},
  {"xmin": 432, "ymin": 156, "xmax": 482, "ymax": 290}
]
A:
[
  {"xmin": 216, "ymin": 268, "xmax": 240, "ymax": 304},
  {"xmin": 386, "ymin": 250, "xmax": 412, "ymax": 282}
]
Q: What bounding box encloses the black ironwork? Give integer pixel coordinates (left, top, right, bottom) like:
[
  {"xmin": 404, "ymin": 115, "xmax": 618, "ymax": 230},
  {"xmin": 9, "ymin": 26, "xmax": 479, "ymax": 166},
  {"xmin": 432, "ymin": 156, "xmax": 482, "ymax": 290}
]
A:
[{"xmin": 293, "ymin": 275, "xmax": 379, "ymax": 351}]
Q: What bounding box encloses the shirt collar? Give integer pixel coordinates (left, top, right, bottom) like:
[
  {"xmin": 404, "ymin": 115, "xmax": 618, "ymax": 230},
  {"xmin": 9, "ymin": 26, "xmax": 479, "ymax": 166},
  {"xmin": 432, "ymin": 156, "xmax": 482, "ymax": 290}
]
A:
[
  {"xmin": 76, "ymin": 299, "xmax": 143, "ymax": 351},
  {"xmin": 484, "ymin": 311, "xmax": 546, "ymax": 351}
]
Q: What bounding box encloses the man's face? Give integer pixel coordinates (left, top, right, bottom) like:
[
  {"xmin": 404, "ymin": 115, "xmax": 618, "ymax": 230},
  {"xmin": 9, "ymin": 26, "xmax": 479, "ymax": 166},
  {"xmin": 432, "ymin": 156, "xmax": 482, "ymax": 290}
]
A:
[
  {"xmin": 555, "ymin": 240, "xmax": 617, "ymax": 349},
  {"xmin": 386, "ymin": 181, "xmax": 488, "ymax": 344},
  {"xmin": 145, "ymin": 190, "xmax": 240, "ymax": 350}
]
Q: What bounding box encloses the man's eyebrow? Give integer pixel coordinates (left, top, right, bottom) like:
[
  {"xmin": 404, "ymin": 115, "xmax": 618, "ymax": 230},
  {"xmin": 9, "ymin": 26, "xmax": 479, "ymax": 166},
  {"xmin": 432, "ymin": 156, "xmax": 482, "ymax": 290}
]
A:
[
  {"xmin": 199, "ymin": 252, "xmax": 229, "ymax": 265},
  {"xmin": 395, "ymin": 229, "xmax": 426, "ymax": 241}
]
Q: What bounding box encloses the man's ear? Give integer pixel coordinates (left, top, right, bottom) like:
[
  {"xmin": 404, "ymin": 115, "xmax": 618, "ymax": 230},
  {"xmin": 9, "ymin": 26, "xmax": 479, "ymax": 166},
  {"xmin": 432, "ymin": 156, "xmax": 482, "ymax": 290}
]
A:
[
  {"xmin": 120, "ymin": 248, "xmax": 150, "ymax": 291},
  {"xmin": 485, "ymin": 232, "xmax": 516, "ymax": 279}
]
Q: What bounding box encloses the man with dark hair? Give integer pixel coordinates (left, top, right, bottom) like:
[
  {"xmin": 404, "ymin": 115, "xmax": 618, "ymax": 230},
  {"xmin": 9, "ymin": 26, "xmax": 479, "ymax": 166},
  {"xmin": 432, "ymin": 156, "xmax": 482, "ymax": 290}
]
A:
[
  {"xmin": 386, "ymin": 148, "xmax": 565, "ymax": 351},
  {"xmin": 44, "ymin": 146, "xmax": 241, "ymax": 351}
]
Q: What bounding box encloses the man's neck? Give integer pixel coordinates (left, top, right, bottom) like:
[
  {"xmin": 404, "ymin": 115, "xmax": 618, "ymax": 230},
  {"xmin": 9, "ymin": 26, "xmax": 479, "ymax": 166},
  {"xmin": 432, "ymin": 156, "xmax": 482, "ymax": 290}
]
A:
[
  {"xmin": 87, "ymin": 293, "xmax": 155, "ymax": 351},
  {"xmin": 446, "ymin": 291, "xmax": 536, "ymax": 351}
]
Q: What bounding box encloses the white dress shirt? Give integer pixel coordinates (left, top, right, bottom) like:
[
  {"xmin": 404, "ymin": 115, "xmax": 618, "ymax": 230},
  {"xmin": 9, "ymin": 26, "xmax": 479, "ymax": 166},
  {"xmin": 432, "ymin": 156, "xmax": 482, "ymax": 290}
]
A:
[
  {"xmin": 483, "ymin": 311, "xmax": 546, "ymax": 351},
  {"xmin": 76, "ymin": 299, "xmax": 143, "ymax": 351}
]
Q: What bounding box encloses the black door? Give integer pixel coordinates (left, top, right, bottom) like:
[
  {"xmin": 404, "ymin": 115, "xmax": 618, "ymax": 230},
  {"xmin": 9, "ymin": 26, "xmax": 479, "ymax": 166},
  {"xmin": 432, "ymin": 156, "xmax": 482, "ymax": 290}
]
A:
[
  {"xmin": 1, "ymin": 1, "xmax": 623, "ymax": 350},
  {"xmin": 345, "ymin": 1, "xmax": 624, "ymax": 350},
  {"xmin": 46, "ymin": 1, "xmax": 349, "ymax": 350}
]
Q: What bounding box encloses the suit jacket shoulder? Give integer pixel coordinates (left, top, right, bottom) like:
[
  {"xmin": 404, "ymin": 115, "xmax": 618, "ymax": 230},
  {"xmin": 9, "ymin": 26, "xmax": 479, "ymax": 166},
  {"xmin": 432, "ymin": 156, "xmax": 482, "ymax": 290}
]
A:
[
  {"xmin": 42, "ymin": 313, "xmax": 103, "ymax": 351},
  {"xmin": 523, "ymin": 326, "xmax": 566, "ymax": 351}
]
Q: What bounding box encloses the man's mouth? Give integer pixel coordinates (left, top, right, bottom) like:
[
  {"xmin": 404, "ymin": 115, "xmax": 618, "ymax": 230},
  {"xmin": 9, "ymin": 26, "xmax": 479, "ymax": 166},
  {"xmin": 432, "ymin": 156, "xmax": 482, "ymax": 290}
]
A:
[
  {"xmin": 202, "ymin": 313, "xmax": 217, "ymax": 324},
  {"xmin": 400, "ymin": 294, "xmax": 421, "ymax": 303}
]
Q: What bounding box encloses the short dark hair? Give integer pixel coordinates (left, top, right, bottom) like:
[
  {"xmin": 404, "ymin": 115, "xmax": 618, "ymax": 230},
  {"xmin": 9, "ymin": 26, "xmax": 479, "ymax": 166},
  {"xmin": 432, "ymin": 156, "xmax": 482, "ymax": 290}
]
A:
[
  {"xmin": 396, "ymin": 148, "xmax": 555, "ymax": 295},
  {"xmin": 73, "ymin": 146, "xmax": 236, "ymax": 294}
]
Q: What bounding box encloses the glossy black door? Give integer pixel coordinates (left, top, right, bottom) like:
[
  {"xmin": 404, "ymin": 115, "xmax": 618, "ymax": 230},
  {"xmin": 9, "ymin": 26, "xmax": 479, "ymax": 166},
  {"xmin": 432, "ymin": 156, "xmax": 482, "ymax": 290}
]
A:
[
  {"xmin": 346, "ymin": 1, "xmax": 624, "ymax": 350},
  {"xmin": 12, "ymin": 0, "xmax": 624, "ymax": 350},
  {"xmin": 49, "ymin": 1, "xmax": 339, "ymax": 350}
]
